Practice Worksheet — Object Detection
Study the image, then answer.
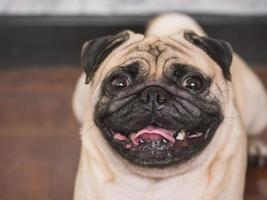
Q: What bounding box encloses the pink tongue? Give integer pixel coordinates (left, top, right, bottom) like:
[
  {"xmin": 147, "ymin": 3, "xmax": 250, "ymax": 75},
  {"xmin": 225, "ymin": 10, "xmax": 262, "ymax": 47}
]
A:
[{"xmin": 131, "ymin": 126, "xmax": 176, "ymax": 145}]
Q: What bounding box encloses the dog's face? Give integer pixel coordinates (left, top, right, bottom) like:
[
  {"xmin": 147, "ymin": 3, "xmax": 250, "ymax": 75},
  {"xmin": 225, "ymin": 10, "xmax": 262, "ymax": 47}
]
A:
[{"xmin": 81, "ymin": 30, "xmax": 232, "ymax": 168}]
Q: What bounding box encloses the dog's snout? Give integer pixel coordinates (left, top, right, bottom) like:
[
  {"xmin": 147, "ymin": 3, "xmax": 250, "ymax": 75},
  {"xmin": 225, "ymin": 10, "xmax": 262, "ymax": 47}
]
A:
[{"xmin": 139, "ymin": 86, "xmax": 169, "ymax": 110}]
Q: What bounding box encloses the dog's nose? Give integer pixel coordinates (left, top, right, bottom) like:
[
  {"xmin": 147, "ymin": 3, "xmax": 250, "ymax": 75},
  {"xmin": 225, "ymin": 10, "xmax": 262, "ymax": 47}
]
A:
[{"xmin": 139, "ymin": 86, "xmax": 169, "ymax": 110}]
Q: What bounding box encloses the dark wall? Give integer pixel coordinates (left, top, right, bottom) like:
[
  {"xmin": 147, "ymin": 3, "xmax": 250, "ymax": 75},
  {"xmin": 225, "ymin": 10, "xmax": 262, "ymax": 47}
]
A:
[{"xmin": 0, "ymin": 15, "xmax": 267, "ymax": 67}]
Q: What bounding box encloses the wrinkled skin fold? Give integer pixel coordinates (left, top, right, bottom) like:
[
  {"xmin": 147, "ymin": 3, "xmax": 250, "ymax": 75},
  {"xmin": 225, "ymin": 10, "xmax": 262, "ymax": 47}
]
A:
[{"xmin": 94, "ymin": 63, "xmax": 223, "ymax": 167}]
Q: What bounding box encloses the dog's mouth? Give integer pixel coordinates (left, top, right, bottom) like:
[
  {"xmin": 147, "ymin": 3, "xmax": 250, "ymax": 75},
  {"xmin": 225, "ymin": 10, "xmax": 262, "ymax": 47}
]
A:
[
  {"xmin": 112, "ymin": 124, "xmax": 209, "ymax": 148},
  {"xmin": 101, "ymin": 117, "xmax": 220, "ymax": 167},
  {"xmin": 95, "ymin": 83, "xmax": 222, "ymax": 167}
]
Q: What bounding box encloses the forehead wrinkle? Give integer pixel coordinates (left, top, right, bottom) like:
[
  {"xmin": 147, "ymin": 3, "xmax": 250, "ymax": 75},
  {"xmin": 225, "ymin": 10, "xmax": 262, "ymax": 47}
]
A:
[
  {"xmin": 92, "ymin": 40, "xmax": 143, "ymax": 85},
  {"xmin": 160, "ymin": 38, "xmax": 218, "ymax": 78},
  {"xmin": 157, "ymin": 47, "xmax": 191, "ymax": 74},
  {"xmin": 160, "ymin": 35, "xmax": 194, "ymax": 53},
  {"xmin": 161, "ymin": 56, "xmax": 180, "ymax": 75},
  {"xmin": 139, "ymin": 42, "xmax": 190, "ymax": 76},
  {"xmin": 183, "ymin": 48, "xmax": 217, "ymax": 76},
  {"xmin": 164, "ymin": 43, "xmax": 191, "ymax": 56},
  {"xmin": 135, "ymin": 36, "xmax": 191, "ymax": 65},
  {"xmin": 127, "ymin": 51, "xmax": 156, "ymax": 66},
  {"xmin": 122, "ymin": 39, "xmax": 143, "ymax": 50},
  {"xmin": 128, "ymin": 49, "xmax": 158, "ymax": 75},
  {"xmin": 112, "ymin": 46, "xmax": 155, "ymax": 67},
  {"xmin": 168, "ymin": 37, "xmax": 194, "ymax": 51},
  {"xmin": 155, "ymin": 42, "xmax": 192, "ymax": 70},
  {"xmin": 119, "ymin": 56, "xmax": 151, "ymax": 74}
]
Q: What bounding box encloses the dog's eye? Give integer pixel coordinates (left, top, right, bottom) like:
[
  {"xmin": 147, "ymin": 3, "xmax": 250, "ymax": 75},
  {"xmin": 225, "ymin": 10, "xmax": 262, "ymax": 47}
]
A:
[
  {"xmin": 182, "ymin": 75, "xmax": 205, "ymax": 92},
  {"xmin": 109, "ymin": 75, "xmax": 130, "ymax": 93}
]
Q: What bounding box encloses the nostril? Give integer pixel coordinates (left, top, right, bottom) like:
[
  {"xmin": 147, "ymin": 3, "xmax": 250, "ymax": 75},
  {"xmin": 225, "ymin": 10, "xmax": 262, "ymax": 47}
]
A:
[
  {"xmin": 156, "ymin": 94, "xmax": 166, "ymax": 104},
  {"xmin": 140, "ymin": 93, "xmax": 150, "ymax": 104},
  {"xmin": 139, "ymin": 86, "xmax": 169, "ymax": 108}
]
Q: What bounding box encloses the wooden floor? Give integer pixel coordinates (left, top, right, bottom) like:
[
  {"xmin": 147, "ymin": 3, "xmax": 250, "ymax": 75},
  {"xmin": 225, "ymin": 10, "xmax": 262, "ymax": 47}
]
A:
[{"xmin": 0, "ymin": 66, "xmax": 267, "ymax": 200}]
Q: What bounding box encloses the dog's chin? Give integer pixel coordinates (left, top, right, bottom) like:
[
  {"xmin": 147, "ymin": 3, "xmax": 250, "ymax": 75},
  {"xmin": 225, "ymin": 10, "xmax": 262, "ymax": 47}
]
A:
[{"xmin": 99, "ymin": 115, "xmax": 221, "ymax": 168}]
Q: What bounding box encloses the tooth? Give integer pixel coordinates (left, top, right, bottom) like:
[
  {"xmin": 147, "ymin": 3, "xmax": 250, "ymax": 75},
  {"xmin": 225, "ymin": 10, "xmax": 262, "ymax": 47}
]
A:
[
  {"xmin": 197, "ymin": 132, "xmax": 203, "ymax": 136},
  {"xmin": 188, "ymin": 132, "xmax": 203, "ymax": 138},
  {"xmin": 176, "ymin": 130, "xmax": 186, "ymax": 140},
  {"xmin": 139, "ymin": 138, "xmax": 145, "ymax": 143},
  {"xmin": 125, "ymin": 144, "xmax": 132, "ymax": 149},
  {"xmin": 152, "ymin": 141, "xmax": 156, "ymax": 148},
  {"xmin": 163, "ymin": 139, "xmax": 168, "ymax": 144}
]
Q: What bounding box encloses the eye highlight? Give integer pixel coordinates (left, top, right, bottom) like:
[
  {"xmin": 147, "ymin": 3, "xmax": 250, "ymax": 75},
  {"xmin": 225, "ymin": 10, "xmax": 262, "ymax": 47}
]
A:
[
  {"xmin": 110, "ymin": 76, "xmax": 129, "ymax": 90},
  {"xmin": 181, "ymin": 74, "xmax": 206, "ymax": 93},
  {"xmin": 106, "ymin": 73, "xmax": 132, "ymax": 95}
]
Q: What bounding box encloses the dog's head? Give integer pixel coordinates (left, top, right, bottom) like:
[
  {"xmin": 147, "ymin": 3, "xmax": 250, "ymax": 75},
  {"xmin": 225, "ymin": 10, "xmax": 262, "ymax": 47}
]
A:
[{"xmin": 80, "ymin": 30, "xmax": 232, "ymax": 170}]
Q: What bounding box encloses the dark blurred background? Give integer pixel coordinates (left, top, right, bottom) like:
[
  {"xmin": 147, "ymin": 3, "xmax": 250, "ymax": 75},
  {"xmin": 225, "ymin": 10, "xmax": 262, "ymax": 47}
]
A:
[{"xmin": 0, "ymin": 0, "xmax": 267, "ymax": 200}]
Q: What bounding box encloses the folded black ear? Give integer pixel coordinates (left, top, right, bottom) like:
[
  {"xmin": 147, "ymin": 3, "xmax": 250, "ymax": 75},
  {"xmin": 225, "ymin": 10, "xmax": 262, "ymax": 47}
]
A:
[
  {"xmin": 81, "ymin": 31, "xmax": 130, "ymax": 84},
  {"xmin": 184, "ymin": 31, "xmax": 233, "ymax": 81}
]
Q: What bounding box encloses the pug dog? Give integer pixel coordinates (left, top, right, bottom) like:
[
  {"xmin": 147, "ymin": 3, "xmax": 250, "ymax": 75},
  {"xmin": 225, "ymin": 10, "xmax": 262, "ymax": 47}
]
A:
[{"xmin": 72, "ymin": 14, "xmax": 267, "ymax": 200}]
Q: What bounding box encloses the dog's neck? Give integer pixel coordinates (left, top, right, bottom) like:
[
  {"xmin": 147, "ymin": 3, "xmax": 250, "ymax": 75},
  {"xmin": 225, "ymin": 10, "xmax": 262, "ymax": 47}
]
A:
[{"xmin": 74, "ymin": 110, "xmax": 246, "ymax": 200}]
